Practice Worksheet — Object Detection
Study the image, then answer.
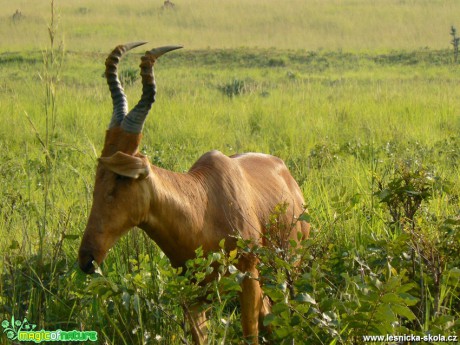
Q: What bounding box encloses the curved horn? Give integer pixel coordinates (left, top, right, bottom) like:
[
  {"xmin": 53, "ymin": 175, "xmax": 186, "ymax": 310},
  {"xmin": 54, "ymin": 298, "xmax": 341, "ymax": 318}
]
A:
[
  {"xmin": 122, "ymin": 45, "xmax": 183, "ymax": 133},
  {"xmin": 106, "ymin": 41, "xmax": 147, "ymax": 129}
]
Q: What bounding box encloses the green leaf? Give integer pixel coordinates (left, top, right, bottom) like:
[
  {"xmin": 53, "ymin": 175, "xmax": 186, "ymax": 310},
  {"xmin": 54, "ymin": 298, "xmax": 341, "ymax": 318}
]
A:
[
  {"xmin": 272, "ymin": 302, "xmax": 290, "ymax": 315},
  {"xmin": 194, "ymin": 246, "xmax": 204, "ymax": 257},
  {"xmin": 447, "ymin": 267, "xmax": 460, "ymax": 278},
  {"xmin": 235, "ymin": 272, "xmax": 246, "ymax": 284},
  {"xmin": 133, "ymin": 273, "xmax": 146, "ymax": 287},
  {"xmin": 274, "ymin": 327, "xmax": 291, "ymax": 339},
  {"xmin": 381, "ymin": 292, "xmax": 402, "ymax": 304},
  {"xmin": 298, "ymin": 213, "xmax": 311, "ymax": 222},
  {"xmin": 263, "ymin": 313, "xmax": 276, "ymax": 327},
  {"xmin": 211, "ymin": 252, "xmax": 221, "ymax": 262},
  {"xmin": 398, "ymin": 292, "xmax": 419, "ymax": 306},
  {"xmin": 295, "ymin": 293, "xmax": 316, "ymax": 304},
  {"xmin": 396, "ymin": 282, "xmax": 417, "ymax": 293},
  {"xmin": 383, "ymin": 276, "xmax": 401, "ymax": 291},
  {"xmin": 430, "ymin": 315, "xmax": 455, "ymax": 330},
  {"xmin": 228, "ymin": 264, "xmax": 238, "ymax": 274},
  {"xmin": 219, "ymin": 276, "xmax": 241, "ymax": 292},
  {"xmin": 361, "ymin": 290, "xmax": 379, "ymax": 303},
  {"xmin": 229, "ymin": 249, "xmax": 238, "ymax": 261},
  {"xmin": 372, "ymin": 321, "xmax": 394, "ymax": 336},
  {"xmin": 264, "ymin": 286, "xmax": 285, "ymax": 302},
  {"xmin": 346, "ymin": 319, "xmax": 368, "ymax": 330},
  {"xmin": 290, "ymin": 314, "xmax": 302, "ymax": 326},
  {"xmin": 376, "ymin": 304, "xmax": 396, "ymax": 323},
  {"xmin": 391, "ymin": 304, "xmax": 416, "ymax": 321},
  {"xmin": 377, "ymin": 189, "xmax": 391, "ymax": 202}
]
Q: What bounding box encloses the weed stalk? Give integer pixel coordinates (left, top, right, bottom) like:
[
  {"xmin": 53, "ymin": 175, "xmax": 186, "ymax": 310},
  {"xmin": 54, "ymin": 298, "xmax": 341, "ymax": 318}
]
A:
[{"xmin": 39, "ymin": 0, "xmax": 64, "ymax": 265}]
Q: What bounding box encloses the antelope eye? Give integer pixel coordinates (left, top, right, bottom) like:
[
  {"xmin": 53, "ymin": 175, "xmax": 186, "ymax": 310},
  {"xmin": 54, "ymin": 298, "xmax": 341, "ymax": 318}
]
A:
[
  {"xmin": 105, "ymin": 193, "xmax": 115, "ymax": 203},
  {"xmin": 104, "ymin": 185, "xmax": 116, "ymax": 203}
]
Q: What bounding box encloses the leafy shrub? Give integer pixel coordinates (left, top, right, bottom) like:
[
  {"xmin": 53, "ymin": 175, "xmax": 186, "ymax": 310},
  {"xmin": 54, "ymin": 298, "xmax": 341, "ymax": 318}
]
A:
[
  {"xmin": 267, "ymin": 58, "xmax": 286, "ymax": 67},
  {"xmin": 120, "ymin": 67, "xmax": 140, "ymax": 87},
  {"xmin": 229, "ymin": 204, "xmax": 425, "ymax": 344},
  {"xmin": 373, "ymin": 159, "xmax": 459, "ymax": 335},
  {"xmin": 374, "ymin": 159, "xmax": 437, "ymax": 229},
  {"xmin": 218, "ymin": 78, "xmax": 263, "ymax": 98},
  {"xmin": 219, "ymin": 79, "xmax": 247, "ymax": 98},
  {"xmin": 308, "ymin": 141, "xmax": 340, "ymax": 169}
]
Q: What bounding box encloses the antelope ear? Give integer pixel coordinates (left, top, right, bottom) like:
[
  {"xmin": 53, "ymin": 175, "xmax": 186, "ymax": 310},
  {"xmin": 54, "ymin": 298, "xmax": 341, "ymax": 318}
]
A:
[{"xmin": 99, "ymin": 151, "xmax": 150, "ymax": 179}]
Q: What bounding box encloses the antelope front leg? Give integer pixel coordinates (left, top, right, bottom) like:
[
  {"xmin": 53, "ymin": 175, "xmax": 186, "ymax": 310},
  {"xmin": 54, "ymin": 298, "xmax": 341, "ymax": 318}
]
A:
[
  {"xmin": 239, "ymin": 265, "xmax": 263, "ymax": 344},
  {"xmin": 184, "ymin": 303, "xmax": 208, "ymax": 345}
]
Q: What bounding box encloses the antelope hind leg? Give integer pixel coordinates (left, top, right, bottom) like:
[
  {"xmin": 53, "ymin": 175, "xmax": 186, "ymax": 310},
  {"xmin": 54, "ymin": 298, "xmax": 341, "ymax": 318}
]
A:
[
  {"xmin": 259, "ymin": 294, "xmax": 272, "ymax": 336},
  {"xmin": 184, "ymin": 303, "xmax": 208, "ymax": 345},
  {"xmin": 239, "ymin": 265, "xmax": 263, "ymax": 344}
]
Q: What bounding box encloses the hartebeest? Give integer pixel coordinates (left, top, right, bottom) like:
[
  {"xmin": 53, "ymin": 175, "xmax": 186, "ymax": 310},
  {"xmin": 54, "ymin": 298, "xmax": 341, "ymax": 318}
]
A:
[{"xmin": 78, "ymin": 42, "xmax": 309, "ymax": 344}]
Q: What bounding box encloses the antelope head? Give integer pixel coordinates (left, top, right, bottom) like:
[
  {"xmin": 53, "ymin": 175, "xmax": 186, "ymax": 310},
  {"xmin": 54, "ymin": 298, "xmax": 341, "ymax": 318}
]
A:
[{"xmin": 78, "ymin": 42, "xmax": 182, "ymax": 273}]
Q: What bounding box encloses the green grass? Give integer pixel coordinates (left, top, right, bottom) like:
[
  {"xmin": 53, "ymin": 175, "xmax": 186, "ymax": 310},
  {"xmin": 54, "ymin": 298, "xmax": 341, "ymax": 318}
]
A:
[
  {"xmin": 2, "ymin": 0, "xmax": 460, "ymax": 52},
  {"xmin": 1, "ymin": 0, "xmax": 460, "ymax": 344}
]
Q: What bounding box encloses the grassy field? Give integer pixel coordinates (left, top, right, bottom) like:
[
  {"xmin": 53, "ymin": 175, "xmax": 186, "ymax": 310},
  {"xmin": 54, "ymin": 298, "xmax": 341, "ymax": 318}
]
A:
[
  {"xmin": 2, "ymin": 0, "xmax": 460, "ymax": 51},
  {"xmin": 1, "ymin": 0, "xmax": 460, "ymax": 344}
]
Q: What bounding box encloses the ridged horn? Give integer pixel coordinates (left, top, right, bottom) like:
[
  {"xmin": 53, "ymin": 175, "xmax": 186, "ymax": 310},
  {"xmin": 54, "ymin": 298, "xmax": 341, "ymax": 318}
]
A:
[
  {"xmin": 149, "ymin": 45, "xmax": 183, "ymax": 59},
  {"xmin": 121, "ymin": 45, "xmax": 183, "ymax": 134},
  {"xmin": 106, "ymin": 41, "xmax": 147, "ymax": 129}
]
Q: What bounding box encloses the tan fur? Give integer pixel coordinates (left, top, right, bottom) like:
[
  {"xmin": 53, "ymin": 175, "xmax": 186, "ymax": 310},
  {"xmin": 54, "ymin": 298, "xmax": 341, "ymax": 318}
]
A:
[
  {"xmin": 79, "ymin": 129, "xmax": 309, "ymax": 343},
  {"xmin": 79, "ymin": 130, "xmax": 309, "ymax": 344},
  {"xmin": 78, "ymin": 47, "xmax": 309, "ymax": 344}
]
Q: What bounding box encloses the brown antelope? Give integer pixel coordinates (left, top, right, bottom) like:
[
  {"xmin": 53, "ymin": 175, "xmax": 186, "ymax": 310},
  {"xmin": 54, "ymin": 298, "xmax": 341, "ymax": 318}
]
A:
[{"xmin": 78, "ymin": 42, "xmax": 309, "ymax": 344}]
